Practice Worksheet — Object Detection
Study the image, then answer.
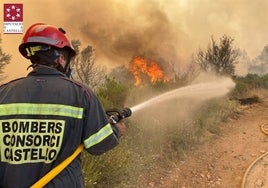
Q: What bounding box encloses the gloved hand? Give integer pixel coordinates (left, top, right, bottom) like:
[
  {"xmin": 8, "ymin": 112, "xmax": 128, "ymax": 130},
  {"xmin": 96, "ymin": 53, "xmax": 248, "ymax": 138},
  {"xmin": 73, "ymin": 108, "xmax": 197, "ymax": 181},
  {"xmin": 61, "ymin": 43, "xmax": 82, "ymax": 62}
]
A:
[{"xmin": 114, "ymin": 122, "xmax": 126, "ymax": 138}]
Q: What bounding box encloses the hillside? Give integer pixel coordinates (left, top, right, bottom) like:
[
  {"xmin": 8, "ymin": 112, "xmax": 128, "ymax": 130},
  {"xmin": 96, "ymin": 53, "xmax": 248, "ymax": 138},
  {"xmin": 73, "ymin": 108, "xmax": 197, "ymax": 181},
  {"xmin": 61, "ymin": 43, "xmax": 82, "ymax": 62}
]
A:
[{"xmin": 142, "ymin": 96, "xmax": 268, "ymax": 188}]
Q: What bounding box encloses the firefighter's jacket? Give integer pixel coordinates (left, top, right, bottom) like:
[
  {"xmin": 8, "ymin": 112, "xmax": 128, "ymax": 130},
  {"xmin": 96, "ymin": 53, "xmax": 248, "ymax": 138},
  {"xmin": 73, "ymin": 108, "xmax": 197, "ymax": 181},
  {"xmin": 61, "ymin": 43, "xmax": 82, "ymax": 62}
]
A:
[{"xmin": 0, "ymin": 66, "xmax": 120, "ymax": 188}]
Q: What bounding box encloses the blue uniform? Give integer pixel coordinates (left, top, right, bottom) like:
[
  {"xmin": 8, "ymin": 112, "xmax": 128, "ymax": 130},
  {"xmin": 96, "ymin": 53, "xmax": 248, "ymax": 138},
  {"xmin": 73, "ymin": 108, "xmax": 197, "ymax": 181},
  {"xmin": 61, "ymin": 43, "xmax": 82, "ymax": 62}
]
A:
[{"xmin": 0, "ymin": 66, "xmax": 119, "ymax": 187}]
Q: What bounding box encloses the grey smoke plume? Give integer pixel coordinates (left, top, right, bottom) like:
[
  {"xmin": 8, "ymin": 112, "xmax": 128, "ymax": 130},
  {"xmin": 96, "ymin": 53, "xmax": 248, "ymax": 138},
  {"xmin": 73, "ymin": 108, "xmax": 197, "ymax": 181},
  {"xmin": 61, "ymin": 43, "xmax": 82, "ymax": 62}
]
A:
[
  {"xmin": 61, "ymin": 0, "xmax": 189, "ymax": 74},
  {"xmin": 59, "ymin": 0, "xmax": 268, "ymax": 77},
  {"xmin": 248, "ymin": 45, "xmax": 268, "ymax": 75},
  {"xmin": 23, "ymin": 0, "xmax": 268, "ymax": 77},
  {"xmin": 4, "ymin": 0, "xmax": 268, "ymax": 83}
]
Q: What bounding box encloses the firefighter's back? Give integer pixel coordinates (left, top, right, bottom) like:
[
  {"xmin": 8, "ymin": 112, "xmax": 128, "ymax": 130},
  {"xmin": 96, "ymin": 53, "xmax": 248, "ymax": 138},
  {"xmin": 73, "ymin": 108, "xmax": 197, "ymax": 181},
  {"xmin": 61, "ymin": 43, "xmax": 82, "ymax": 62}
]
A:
[{"xmin": 0, "ymin": 67, "xmax": 86, "ymax": 188}]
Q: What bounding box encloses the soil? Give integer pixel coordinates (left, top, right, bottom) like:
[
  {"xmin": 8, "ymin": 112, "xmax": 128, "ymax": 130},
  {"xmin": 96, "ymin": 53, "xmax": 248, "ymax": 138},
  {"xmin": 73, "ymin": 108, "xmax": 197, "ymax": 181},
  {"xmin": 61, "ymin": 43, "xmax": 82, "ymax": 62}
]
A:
[{"xmin": 144, "ymin": 96, "xmax": 268, "ymax": 188}]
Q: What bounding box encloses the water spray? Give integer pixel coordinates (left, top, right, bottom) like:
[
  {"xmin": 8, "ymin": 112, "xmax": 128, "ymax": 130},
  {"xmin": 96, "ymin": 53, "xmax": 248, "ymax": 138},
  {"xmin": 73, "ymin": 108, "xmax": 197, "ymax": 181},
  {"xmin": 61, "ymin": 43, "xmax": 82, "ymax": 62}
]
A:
[
  {"xmin": 106, "ymin": 78, "xmax": 235, "ymax": 124},
  {"xmin": 105, "ymin": 77, "xmax": 235, "ymax": 122},
  {"xmin": 130, "ymin": 77, "xmax": 235, "ymax": 113}
]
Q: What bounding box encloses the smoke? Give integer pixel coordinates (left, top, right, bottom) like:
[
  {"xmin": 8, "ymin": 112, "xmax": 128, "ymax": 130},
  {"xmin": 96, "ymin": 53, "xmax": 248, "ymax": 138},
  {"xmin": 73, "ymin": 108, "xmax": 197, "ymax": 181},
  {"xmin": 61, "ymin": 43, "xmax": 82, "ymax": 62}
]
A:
[
  {"xmin": 233, "ymin": 45, "xmax": 268, "ymax": 76},
  {"xmin": 235, "ymin": 50, "xmax": 251, "ymax": 76},
  {"xmin": 62, "ymin": 0, "xmax": 189, "ymax": 74},
  {"xmin": 56, "ymin": 0, "xmax": 268, "ymax": 76},
  {"xmin": 248, "ymin": 45, "xmax": 268, "ymax": 75},
  {"xmin": 3, "ymin": 0, "xmax": 268, "ymax": 81}
]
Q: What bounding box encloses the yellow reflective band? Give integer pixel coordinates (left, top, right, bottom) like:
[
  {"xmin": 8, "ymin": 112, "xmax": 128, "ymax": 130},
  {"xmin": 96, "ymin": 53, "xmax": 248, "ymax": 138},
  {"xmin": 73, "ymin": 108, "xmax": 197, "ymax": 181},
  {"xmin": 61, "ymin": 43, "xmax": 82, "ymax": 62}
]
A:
[
  {"xmin": 84, "ymin": 123, "xmax": 113, "ymax": 149},
  {"xmin": 26, "ymin": 46, "xmax": 41, "ymax": 57},
  {"xmin": 0, "ymin": 103, "xmax": 83, "ymax": 119},
  {"xmin": 25, "ymin": 45, "xmax": 51, "ymax": 57}
]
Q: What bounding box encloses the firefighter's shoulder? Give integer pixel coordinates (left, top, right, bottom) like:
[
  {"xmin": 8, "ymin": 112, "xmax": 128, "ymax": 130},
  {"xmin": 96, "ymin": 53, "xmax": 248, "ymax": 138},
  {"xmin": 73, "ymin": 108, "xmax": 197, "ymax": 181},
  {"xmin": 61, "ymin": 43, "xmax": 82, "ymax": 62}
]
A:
[{"xmin": 0, "ymin": 77, "xmax": 26, "ymax": 87}]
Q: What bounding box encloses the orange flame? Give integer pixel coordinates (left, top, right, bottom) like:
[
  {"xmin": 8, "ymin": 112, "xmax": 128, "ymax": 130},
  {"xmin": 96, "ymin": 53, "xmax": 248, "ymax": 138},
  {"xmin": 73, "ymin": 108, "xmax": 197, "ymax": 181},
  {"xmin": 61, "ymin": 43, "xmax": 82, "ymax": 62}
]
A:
[{"xmin": 129, "ymin": 56, "xmax": 170, "ymax": 86}]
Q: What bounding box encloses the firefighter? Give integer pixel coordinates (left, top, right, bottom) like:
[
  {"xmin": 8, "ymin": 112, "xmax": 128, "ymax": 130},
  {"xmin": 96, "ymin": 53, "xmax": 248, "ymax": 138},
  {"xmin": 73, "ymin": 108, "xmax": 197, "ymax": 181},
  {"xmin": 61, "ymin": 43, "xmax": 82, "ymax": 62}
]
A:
[{"xmin": 0, "ymin": 23, "xmax": 126, "ymax": 188}]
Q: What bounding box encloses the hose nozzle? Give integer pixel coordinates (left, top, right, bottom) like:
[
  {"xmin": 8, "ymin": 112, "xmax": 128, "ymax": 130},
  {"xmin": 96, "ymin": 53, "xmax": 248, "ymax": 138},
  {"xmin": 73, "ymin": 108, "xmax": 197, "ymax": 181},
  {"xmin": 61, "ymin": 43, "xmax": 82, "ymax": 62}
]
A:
[{"xmin": 106, "ymin": 107, "xmax": 132, "ymax": 124}]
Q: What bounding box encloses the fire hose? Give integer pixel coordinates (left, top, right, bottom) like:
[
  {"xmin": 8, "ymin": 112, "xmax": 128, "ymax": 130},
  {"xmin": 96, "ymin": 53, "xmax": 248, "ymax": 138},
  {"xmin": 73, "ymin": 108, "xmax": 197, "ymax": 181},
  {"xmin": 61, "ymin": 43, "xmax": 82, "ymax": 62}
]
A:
[
  {"xmin": 31, "ymin": 108, "xmax": 132, "ymax": 188},
  {"xmin": 241, "ymin": 122, "xmax": 268, "ymax": 188}
]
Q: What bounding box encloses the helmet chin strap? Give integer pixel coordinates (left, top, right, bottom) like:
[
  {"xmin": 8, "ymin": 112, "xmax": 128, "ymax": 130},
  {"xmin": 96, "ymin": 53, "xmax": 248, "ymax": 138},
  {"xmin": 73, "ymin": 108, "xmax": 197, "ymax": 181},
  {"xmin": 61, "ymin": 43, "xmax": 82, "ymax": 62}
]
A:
[
  {"xmin": 65, "ymin": 64, "xmax": 72, "ymax": 78},
  {"xmin": 64, "ymin": 53, "xmax": 73, "ymax": 78},
  {"xmin": 63, "ymin": 59, "xmax": 72, "ymax": 78}
]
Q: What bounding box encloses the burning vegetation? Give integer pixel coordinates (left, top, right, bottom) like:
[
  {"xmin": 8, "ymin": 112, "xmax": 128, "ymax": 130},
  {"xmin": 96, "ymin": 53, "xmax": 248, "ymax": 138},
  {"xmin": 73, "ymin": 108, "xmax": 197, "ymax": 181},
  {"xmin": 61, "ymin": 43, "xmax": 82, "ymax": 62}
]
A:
[{"xmin": 129, "ymin": 56, "xmax": 170, "ymax": 86}]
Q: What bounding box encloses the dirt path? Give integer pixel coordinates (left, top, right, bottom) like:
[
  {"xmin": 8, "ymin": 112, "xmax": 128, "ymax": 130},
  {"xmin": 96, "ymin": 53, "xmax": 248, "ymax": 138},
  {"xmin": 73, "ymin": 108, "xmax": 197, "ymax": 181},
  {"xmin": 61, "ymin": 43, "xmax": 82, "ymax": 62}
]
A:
[{"xmin": 156, "ymin": 98, "xmax": 268, "ymax": 188}]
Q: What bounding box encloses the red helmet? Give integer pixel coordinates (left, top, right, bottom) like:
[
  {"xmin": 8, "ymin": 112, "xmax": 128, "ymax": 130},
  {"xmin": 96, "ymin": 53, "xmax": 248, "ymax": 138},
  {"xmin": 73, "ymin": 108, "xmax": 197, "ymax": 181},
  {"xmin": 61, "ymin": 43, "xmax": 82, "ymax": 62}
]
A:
[{"xmin": 19, "ymin": 23, "xmax": 76, "ymax": 59}]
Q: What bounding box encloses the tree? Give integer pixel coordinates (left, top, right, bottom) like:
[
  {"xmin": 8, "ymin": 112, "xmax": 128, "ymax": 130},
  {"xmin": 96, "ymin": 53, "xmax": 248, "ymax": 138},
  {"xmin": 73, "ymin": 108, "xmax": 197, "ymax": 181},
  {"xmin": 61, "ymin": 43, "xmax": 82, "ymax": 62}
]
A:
[
  {"xmin": 96, "ymin": 77, "xmax": 129, "ymax": 108},
  {"xmin": 194, "ymin": 35, "xmax": 240, "ymax": 76},
  {"xmin": 0, "ymin": 35, "xmax": 11, "ymax": 81},
  {"xmin": 71, "ymin": 40, "xmax": 105, "ymax": 91}
]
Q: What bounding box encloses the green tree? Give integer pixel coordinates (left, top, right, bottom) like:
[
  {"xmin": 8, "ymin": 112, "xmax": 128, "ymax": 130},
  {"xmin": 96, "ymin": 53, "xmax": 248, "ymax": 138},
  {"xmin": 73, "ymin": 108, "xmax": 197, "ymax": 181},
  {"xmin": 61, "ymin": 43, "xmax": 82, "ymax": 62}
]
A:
[
  {"xmin": 0, "ymin": 35, "xmax": 11, "ymax": 81},
  {"xmin": 97, "ymin": 77, "xmax": 129, "ymax": 108},
  {"xmin": 194, "ymin": 35, "xmax": 240, "ymax": 76}
]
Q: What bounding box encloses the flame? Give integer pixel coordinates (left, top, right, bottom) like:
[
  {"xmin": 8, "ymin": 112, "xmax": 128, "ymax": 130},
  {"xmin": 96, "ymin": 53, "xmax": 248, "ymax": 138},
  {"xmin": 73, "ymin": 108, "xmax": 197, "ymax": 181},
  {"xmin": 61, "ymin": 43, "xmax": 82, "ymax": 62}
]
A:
[{"xmin": 129, "ymin": 56, "xmax": 170, "ymax": 86}]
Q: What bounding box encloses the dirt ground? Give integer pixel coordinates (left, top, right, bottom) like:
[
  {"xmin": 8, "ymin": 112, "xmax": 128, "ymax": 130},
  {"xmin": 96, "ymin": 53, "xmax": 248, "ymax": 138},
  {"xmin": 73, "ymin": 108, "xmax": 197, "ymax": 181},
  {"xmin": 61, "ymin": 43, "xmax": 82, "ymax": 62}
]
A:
[{"xmin": 147, "ymin": 96, "xmax": 268, "ymax": 188}]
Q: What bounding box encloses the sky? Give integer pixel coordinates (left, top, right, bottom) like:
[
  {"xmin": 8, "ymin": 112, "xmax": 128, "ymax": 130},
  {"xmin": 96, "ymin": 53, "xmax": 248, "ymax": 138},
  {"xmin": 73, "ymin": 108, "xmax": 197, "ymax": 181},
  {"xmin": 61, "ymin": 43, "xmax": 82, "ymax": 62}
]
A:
[{"xmin": 1, "ymin": 0, "xmax": 268, "ymax": 82}]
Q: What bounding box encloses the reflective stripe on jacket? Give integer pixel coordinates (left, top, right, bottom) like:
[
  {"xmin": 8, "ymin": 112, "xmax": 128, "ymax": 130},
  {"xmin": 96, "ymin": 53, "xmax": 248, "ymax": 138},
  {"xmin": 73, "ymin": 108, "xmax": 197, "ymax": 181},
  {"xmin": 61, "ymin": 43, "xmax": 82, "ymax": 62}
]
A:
[{"xmin": 0, "ymin": 66, "xmax": 119, "ymax": 188}]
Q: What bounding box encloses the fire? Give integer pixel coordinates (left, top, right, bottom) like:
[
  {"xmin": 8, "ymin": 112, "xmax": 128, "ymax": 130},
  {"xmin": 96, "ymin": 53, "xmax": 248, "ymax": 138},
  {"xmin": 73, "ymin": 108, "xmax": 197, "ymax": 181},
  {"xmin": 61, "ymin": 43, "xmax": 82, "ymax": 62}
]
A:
[{"xmin": 129, "ymin": 56, "xmax": 170, "ymax": 86}]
